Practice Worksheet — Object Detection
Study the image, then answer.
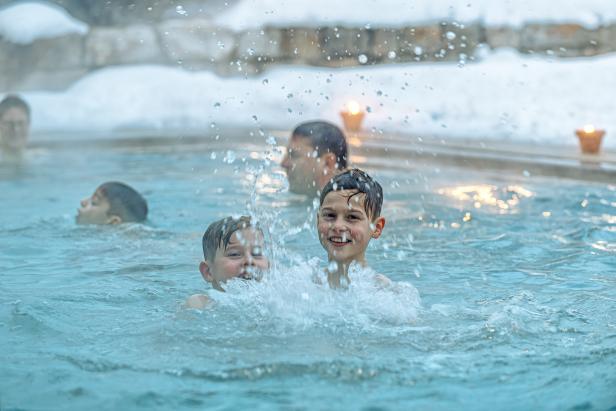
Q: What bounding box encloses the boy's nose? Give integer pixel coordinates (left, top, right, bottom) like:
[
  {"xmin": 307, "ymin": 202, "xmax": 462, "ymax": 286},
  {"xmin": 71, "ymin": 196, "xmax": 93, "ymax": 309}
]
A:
[{"xmin": 281, "ymin": 155, "xmax": 290, "ymax": 169}]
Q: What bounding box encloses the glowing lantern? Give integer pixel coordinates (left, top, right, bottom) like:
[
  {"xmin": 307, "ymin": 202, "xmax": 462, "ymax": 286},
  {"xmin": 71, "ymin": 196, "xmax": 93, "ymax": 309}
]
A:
[
  {"xmin": 340, "ymin": 100, "xmax": 365, "ymax": 132},
  {"xmin": 575, "ymin": 125, "xmax": 606, "ymax": 154}
]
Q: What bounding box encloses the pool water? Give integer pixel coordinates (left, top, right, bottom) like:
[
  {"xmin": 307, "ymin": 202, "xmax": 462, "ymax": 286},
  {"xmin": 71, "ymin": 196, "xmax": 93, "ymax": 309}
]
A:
[{"xmin": 1, "ymin": 136, "xmax": 615, "ymax": 410}]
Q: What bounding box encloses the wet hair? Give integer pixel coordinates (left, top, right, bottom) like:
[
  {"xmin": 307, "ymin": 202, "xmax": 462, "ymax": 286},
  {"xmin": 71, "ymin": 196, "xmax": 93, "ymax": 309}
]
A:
[
  {"xmin": 202, "ymin": 216, "xmax": 261, "ymax": 262},
  {"xmin": 292, "ymin": 121, "xmax": 348, "ymax": 169},
  {"xmin": 320, "ymin": 168, "xmax": 383, "ymax": 219},
  {"xmin": 0, "ymin": 95, "xmax": 30, "ymax": 121},
  {"xmin": 98, "ymin": 182, "xmax": 148, "ymax": 223}
]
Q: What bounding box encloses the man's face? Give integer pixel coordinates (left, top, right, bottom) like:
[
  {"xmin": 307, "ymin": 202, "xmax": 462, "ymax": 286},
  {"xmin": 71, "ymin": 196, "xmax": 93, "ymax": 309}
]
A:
[
  {"xmin": 281, "ymin": 136, "xmax": 325, "ymax": 195},
  {"xmin": 76, "ymin": 188, "xmax": 113, "ymax": 225},
  {"xmin": 0, "ymin": 107, "xmax": 29, "ymax": 152},
  {"xmin": 204, "ymin": 228, "xmax": 269, "ymax": 291},
  {"xmin": 317, "ymin": 189, "xmax": 383, "ymax": 265}
]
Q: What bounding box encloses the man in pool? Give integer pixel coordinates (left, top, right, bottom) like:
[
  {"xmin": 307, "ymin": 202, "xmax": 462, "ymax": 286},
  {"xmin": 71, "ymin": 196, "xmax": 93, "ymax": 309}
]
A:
[
  {"xmin": 76, "ymin": 181, "xmax": 148, "ymax": 225},
  {"xmin": 317, "ymin": 168, "xmax": 390, "ymax": 289},
  {"xmin": 186, "ymin": 216, "xmax": 269, "ymax": 309},
  {"xmin": 281, "ymin": 121, "xmax": 348, "ymax": 197},
  {"xmin": 0, "ymin": 94, "xmax": 30, "ymax": 157}
]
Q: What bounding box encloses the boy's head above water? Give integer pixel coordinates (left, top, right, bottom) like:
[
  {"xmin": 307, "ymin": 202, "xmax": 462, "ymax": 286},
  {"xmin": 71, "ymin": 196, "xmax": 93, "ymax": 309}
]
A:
[
  {"xmin": 281, "ymin": 121, "xmax": 348, "ymax": 196},
  {"xmin": 76, "ymin": 182, "xmax": 148, "ymax": 225},
  {"xmin": 0, "ymin": 94, "xmax": 30, "ymax": 154},
  {"xmin": 200, "ymin": 216, "xmax": 269, "ymax": 292},
  {"xmin": 317, "ymin": 169, "xmax": 385, "ymax": 266}
]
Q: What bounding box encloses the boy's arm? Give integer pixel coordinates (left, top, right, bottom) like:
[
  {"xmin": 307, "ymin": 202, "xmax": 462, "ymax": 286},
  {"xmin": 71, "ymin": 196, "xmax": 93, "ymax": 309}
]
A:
[{"xmin": 185, "ymin": 293, "xmax": 211, "ymax": 309}]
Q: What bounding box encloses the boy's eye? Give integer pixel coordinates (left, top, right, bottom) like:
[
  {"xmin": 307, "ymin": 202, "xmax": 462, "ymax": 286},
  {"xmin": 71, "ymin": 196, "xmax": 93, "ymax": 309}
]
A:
[
  {"xmin": 226, "ymin": 251, "xmax": 242, "ymax": 257},
  {"xmin": 322, "ymin": 213, "xmax": 335, "ymax": 219},
  {"xmin": 347, "ymin": 214, "xmax": 361, "ymax": 221}
]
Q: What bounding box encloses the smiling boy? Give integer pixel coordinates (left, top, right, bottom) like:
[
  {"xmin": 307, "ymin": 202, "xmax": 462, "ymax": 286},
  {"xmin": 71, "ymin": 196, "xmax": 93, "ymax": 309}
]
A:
[
  {"xmin": 317, "ymin": 168, "xmax": 390, "ymax": 288},
  {"xmin": 186, "ymin": 216, "xmax": 269, "ymax": 309}
]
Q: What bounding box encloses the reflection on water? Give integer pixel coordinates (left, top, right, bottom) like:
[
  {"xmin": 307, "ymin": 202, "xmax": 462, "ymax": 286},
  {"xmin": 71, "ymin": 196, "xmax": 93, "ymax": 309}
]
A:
[
  {"xmin": 1, "ymin": 142, "xmax": 615, "ymax": 410},
  {"xmin": 438, "ymin": 183, "xmax": 534, "ymax": 212}
]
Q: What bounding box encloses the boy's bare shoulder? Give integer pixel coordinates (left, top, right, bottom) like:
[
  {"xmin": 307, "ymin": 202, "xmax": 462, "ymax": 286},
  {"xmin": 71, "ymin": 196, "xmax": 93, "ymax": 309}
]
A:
[{"xmin": 185, "ymin": 293, "xmax": 212, "ymax": 310}]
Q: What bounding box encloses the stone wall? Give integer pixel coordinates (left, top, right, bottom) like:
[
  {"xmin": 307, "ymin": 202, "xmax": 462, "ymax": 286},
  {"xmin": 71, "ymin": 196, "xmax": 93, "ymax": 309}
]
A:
[{"xmin": 1, "ymin": 19, "xmax": 615, "ymax": 91}]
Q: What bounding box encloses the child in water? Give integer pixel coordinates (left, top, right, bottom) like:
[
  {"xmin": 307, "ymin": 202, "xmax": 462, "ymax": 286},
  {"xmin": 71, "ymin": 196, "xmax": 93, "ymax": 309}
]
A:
[
  {"xmin": 186, "ymin": 216, "xmax": 269, "ymax": 309},
  {"xmin": 317, "ymin": 168, "xmax": 391, "ymax": 288},
  {"xmin": 76, "ymin": 181, "xmax": 148, "ymax": 225}
]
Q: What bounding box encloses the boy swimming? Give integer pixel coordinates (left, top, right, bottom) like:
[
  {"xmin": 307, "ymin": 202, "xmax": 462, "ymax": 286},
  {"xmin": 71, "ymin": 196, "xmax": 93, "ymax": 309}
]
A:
[
  {"xmin": 317, "ymin": 168, "xmax": 390, "ymax": 288},
  {"xmin": 186, "ymin": 216, "xmax": 269, "ymax": 309},
  {"xmin": 76, "ymin": 181, "xmax": 148, "ymax": 225}
]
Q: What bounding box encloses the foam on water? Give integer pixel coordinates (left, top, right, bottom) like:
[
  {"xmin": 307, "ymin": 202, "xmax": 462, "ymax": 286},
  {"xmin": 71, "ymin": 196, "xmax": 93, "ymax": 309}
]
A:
[{"xmin": 201, "ymin": 258, "xmax": 421, "ymax": 334}]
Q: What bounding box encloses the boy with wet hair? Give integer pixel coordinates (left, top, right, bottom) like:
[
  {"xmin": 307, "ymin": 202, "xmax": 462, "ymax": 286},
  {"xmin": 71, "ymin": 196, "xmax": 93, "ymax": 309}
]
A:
[
  {"xmin": 281, "ymin": 120, "xmax": 348, "ymax": 196},
  {"xmin": 0, "ymin": 94, "xmax": 30, "ymax": 155},
  {"xmin": 317, "ymin": 168, "xmax": 390, "ymax": 288},
  {"xmin": 186, "ymin": 216, "xmax": 269, "ymax": 309},
  {"xmin": 76, "ymin": 181, "xmax": 148, "ymax": 225}
]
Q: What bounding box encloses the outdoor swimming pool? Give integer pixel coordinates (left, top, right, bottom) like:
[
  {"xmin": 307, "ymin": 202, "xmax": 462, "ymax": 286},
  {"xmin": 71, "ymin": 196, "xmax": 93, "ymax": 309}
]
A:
[{"xmin": 1, "ymin": 134, "xmax": 615, "ymax": 410}]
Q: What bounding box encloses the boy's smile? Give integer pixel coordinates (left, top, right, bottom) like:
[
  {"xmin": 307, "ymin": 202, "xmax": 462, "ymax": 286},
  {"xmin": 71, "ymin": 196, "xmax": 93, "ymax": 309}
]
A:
[{"xmin": 317, "ymin": 189, "xmax": 385, "ymax": 265}]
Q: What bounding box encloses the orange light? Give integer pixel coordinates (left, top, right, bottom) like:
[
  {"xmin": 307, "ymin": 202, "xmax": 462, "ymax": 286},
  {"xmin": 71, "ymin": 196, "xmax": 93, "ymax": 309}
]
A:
[{"xmin": 346, "ymin": 100, "xmax": 361, "ymax": 115}]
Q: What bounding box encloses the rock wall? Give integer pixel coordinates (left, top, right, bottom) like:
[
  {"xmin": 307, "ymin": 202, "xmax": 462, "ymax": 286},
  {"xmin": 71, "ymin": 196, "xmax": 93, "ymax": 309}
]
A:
[{"xmin": 1, "ymin": 19, "xmax": 615, "ymax": 91}]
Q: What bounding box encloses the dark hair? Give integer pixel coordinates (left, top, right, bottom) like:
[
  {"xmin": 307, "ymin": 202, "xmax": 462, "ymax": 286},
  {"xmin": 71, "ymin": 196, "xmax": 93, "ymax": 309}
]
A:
[
  {"xmin": 0, "ymin": 95, "xmax": 30, "ymax": 121},
  {"xmin": 202, "ymin": 216, "xmax": 260, "ymax": 261},
  {"xmin": 98, "ymin": 182, "xmax": 148, "ymax": 223},
  {"xmin": 320, "ymin": 168, "xmax": 383, "ymax": 219},
  {"xmin": 292, "ymin": 121, "xmax": 348, "ymax": 169}
]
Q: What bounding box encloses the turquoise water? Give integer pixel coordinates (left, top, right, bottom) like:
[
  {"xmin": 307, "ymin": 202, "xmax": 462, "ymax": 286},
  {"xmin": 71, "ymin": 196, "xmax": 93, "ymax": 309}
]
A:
[{"xmin": 1, "ymin": 137, "xmax": 615, "ymax": 410}]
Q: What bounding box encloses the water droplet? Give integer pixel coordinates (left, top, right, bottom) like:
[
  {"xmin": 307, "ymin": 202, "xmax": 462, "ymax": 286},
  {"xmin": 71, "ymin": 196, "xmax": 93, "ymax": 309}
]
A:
[
  {"xmin": 266, "ymin": 136, "xmax": 276, "ymax": 145},
  {"xmin": 358, "ymin": 54, "xmax": 368, "ymax": 64},
  {"xmin": 210, "ymin": 152, "xmax": 217, "ymax": 160},
  {"xmin": 223, "ymin": 150, "xmax": 236, "ymax": 164},
  {"xmin": 414, "ymin": 46, "xmax": 423, "ymax": 56},
  {"xmin": 175, "ymin": 5, "xmax": 187, "ymax": 15},
  {"xmin": 213, "ymin": 102, "xmax": 221, "ymax": 107},
  {"xmin": 387, "ymin": 51, "xmax": 396, "ymax": 59},
  {"xmin": 262, "ymin": 78, "xmax": 269, "ymax": 85},
  {"xmin": 446, "ymin": 31, "xmax": 456, "ymax": 41}
]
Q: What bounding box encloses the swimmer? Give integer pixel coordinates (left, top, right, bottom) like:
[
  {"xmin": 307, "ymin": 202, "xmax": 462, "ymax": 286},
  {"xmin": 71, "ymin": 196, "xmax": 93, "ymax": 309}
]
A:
[
  {"xmin": 281, "ymin": 121, "xmax": 348, "ymax": 197},
  {"xmin": 76, "ymin": 181, "xmax": 148, "ymax": 225},
  {"xmin": 317, "ymin": 168, "xmax": 391, "ymax": 289},
  {"xmin": 0, "ymin": 95, "xmax": 30, "ymax": 157},
  {"xmin": 186, "ymin": 216, "xmax": 269, "ymax": 309}
]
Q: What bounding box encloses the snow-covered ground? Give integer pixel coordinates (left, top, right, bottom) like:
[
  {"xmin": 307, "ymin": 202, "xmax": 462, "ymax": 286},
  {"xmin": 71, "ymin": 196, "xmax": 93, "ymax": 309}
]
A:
[
  {"xmin": 20, "ymin": 48, "xmax": 615, "ymax": 148},
  {"xmin": 0, "ymin": 1, "xmax": 88, "ymax": 44},
  {"xmin": 215, "ymin": 0, "xmax": 616, "ymax": 30},
  {"xmin": 1, "ymin": 0, "xmax": 614, "ymax": 148}
]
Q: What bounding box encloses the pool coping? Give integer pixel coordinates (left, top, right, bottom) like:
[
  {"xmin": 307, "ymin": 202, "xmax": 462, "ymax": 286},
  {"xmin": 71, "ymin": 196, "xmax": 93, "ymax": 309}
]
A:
[{"xmin": 30, "ymin": 127, "xmax": 616, "ymax": 184}]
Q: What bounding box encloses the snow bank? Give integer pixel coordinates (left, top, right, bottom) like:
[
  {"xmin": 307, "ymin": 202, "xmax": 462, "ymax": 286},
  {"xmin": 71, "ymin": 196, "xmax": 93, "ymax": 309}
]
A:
[
  {"xmin": 215, "ymin": 0, "xmax": 616, "ymax": 30},
  {"xmin": 19, "ymin": 49, "xmax": 616, "ymax": 148},
  {"xmin": 0, "ymin": 1, "xmax": 88, "ymax": 44}
]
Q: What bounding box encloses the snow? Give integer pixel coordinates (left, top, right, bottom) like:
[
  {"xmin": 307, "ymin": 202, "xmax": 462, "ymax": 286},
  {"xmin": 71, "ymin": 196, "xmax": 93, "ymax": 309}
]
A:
[
  {"xmin": 214, "ymin": 0, "xmax": 616, "ymax": 30},
  {"xmin": 0, "ymin": 1, "xmax": 88, "ymax": 44},
  {"xmin": 18, "ymin": 49, "xmax": 616, "ymax": 148}
]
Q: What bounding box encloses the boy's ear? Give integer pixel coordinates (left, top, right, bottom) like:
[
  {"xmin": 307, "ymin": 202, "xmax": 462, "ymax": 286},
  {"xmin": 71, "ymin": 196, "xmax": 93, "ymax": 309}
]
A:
[
  {"xmin": 199, "ymin": 261, "xmax": 213, "ymax": 283},
  {"xmin": 106, "ymin": 215, "xmax": 122, "ymax": 225},
  {"xmin": 371, "ymin": 217, "xmax": 386, "ymax": 239}
]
